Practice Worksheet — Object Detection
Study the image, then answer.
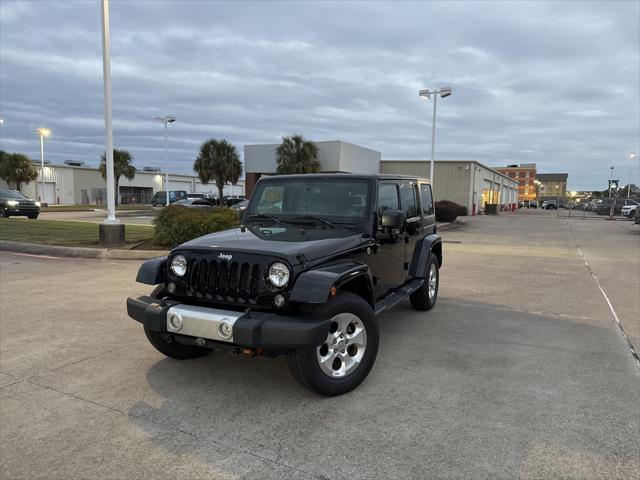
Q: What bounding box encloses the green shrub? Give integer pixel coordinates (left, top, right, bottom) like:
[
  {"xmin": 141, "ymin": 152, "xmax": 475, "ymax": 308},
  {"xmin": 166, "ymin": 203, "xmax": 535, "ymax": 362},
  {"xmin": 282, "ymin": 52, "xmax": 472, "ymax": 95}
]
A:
[
  {"xmin": 153, "ymin": 205, "xmax": 237, "ymax": 246},
  {"xmin": 435, "ymin": 200, "xmax": 463, "ymax": 223}
]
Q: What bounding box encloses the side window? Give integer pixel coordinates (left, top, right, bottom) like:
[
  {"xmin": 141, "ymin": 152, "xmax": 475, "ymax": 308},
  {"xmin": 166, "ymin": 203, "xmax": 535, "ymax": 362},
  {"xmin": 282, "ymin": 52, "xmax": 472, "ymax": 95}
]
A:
[
  {"xmin": 420, "ymin": 183, "xmax": 433, "ymax": 215},
  {"xmin": 399, "ymin": 182, "xmax": 418, "ymax": 219},
  {"xmin": 378, "ymin": 183, "xmax": 400, "ymax": 215}
]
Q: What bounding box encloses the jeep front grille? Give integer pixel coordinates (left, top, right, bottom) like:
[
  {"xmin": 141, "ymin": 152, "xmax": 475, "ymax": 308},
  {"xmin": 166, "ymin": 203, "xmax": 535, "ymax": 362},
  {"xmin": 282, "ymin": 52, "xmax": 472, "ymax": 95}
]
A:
[{"xmin": 186, "ymin": 258, "xmax": 263, "ymax": 304}]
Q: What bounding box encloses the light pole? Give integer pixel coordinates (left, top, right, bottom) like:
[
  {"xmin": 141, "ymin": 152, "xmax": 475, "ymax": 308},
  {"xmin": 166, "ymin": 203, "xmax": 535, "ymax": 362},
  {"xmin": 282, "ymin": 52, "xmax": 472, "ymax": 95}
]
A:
[
  {"xmin": 419, "ymin": 86, "xmax": 452, "ymax": 187},
  {"xmin": 34, "ymin": 128, "xmax": 51, "ymax": 203},
  {"xmin": 155, "ymin": 115, "xmax": 176, "ymax": 206},
  {"xmin": 628, "ymin": 152, "xmax": 636, "ymax": 198},
  {"xmin": 100, "ymin": 0, "xmax": 118, "ymax": 224}
]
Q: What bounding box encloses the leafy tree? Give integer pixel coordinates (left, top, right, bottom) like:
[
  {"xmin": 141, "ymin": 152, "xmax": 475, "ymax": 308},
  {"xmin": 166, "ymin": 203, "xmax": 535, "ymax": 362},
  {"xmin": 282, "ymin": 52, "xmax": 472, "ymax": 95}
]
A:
[
  {"xmin": 0, "ymin": 152, "xmax": 38, "ymax": 191},
  {"xmin": 98, "ymin": 149, "xmax": 135, "ymax": 206},
  {"xmin": 275, "ymin": 134, "xmax": 320, "ymax": 174},
  {"xmin": 194, "ymin": 139, "xmax": 242, "ymax": 202}
]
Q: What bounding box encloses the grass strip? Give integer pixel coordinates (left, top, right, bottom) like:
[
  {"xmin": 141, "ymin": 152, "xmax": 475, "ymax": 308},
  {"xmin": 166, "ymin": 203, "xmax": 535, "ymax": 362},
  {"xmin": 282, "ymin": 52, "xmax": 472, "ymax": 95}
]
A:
[{"xmin": 0, "ymin": 218, "xmax": 154, "ymax": 247}]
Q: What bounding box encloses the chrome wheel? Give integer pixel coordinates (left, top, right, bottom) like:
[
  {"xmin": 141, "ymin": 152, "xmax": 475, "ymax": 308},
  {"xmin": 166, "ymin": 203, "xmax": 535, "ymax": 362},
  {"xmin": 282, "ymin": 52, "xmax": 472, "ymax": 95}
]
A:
[
  {"xmin": 317, "ymin": 313, "xmax": 367, "ymax": 378},
  {"xmin": 428, "ymin": 262, "xmax": 437, "ymax": 299}
]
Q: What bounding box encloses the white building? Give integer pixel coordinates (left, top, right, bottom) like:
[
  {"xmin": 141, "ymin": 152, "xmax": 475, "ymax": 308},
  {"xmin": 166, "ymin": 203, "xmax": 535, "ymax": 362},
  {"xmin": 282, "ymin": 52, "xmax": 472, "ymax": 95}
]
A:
[
  {"xmin": 244, "ymin": 140, "xmax": 381, "ymax": 195},
  {"xmin": 1, "ymin": 163, "xmax": 244, "ymax": 205}
]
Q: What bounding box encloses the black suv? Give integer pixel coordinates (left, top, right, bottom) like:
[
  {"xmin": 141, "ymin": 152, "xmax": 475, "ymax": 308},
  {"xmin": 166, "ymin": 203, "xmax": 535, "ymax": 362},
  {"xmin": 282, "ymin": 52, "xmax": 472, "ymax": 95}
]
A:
[
  {"xmin": 127, "ymin": 174, "xmax": 442, "ymax": 395},
  {"xmin": 0, "ymin": 189, "xmax": 40, "ymax": 218}
]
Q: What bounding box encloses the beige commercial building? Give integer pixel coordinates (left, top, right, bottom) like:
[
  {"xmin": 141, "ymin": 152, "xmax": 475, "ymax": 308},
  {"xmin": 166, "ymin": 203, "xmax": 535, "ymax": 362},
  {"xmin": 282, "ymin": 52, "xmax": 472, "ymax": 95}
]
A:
[
  {"xmin": 1, "ymin": 163, "xmax": 244, "ymax": 205},
  {"xmin": 381, "ymin": 160, "xmax": 519, "ymax": 215}
]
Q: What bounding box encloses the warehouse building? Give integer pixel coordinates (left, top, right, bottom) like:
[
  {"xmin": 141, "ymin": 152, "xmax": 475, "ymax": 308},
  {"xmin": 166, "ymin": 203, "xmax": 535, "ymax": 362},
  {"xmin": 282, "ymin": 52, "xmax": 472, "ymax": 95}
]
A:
[
  {"xmin": 244, "ymin": 140, "xmax": 381, "ymax": 194},
  {"xmin": 381, "ymin": 160, "xmax": 519, "ymax": 215},
  {"xmin": 1, "ymin": 162, "xmax": 244, "ymax": 205},
  {"xmin": 536, "ymin": 173, "xmax": 568, "ymax": 201}
]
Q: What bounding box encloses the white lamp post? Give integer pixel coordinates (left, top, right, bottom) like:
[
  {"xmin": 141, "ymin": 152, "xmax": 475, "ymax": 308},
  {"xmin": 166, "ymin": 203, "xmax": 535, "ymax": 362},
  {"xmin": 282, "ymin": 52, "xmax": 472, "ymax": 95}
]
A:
[
  {"xmin": 101, "ymin": 0, "xmax": 117, "ymax": 224},
  {"xmin": 155, "ymin": 115, "xmax": 176, "ymax": 206},
  {"xmin": 34, "ymin": 127, "xmax": 51, "ymax": 203},
  {"xmin": 418, "ymin": 86, "xmax": 452, "ymax": 187},
  {"xmin": 628, "ymin": 152, "xmax": 636, "ymax": 198}
]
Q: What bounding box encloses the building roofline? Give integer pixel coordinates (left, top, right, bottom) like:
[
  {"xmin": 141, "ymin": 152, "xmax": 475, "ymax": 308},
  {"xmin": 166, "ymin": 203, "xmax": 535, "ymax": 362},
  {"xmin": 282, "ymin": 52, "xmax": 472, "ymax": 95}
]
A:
[{"xmin": 380, "ymin": 159, "xmax": 516, "ymax": 183}]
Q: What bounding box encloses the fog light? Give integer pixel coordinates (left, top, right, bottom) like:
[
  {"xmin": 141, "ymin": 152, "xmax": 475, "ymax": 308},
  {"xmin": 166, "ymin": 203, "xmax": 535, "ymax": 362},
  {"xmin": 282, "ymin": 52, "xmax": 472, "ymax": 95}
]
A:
[
  {"xmin": 167, "ymin": 282, "xmax": 176, "ymax": 293},
  {"xmin": 273, "ymin": 294, "xmax": 286, "ymax": 308},
  {"xmin": 167, "ymin": 312, "xmax": 183, "ymax": 332},
  {"xmin": 218, "ymin": 320, "xmax": 232, "ymax": 340}
]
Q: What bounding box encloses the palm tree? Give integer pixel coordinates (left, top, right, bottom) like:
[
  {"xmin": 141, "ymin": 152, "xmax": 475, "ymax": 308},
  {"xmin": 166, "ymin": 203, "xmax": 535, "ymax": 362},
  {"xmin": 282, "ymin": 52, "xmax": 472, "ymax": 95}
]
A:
[
  {"xmin": 98, "ymin": 149, "xmax": 135, "ymax": 206},
  {"xmin": 194, "ymin": 139, "xmax": 242, "ymax": 203},
  {"xmin": 0, "ymin": 152, "xmax": 38, "ymax": 191},
  {"xmin": 275, "ymin": 134, "xmax": 320, "ymax": 174}
]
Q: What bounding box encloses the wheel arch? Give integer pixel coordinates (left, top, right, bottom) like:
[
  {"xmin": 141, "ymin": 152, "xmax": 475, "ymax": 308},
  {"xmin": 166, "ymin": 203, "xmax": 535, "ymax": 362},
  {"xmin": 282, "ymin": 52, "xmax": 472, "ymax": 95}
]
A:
[
  {"xmin": 409, "ymin": 233, "xmax": 442, "ymax": 278},
  {"xmin": 289, "ymin": 261, "xmax": 374, "ymax": 309}
]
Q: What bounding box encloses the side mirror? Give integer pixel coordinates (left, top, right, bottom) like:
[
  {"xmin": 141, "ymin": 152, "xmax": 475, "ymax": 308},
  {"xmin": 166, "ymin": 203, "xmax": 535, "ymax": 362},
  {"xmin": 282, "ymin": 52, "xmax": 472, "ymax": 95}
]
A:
[{"xmin": 381, "ymin": 209, "xmax": 403, "ymax": 229}]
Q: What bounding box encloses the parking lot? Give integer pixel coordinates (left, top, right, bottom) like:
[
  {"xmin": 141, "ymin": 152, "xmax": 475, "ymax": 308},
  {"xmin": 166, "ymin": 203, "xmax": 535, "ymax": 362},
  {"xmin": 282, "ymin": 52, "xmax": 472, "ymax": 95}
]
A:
[{"xmin": 1, "ymin": 210, "xmax": 638, "ymax": 479}]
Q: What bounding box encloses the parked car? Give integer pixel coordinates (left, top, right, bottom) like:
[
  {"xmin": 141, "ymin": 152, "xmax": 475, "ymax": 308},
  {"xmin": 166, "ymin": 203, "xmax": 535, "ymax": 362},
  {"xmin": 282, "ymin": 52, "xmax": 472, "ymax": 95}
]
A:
[
  {"xmin": 151, "ymin": 190, "xmax": 188, "ymax": 206},
  {"xmin": 541, "ymin": 201, "xmax": 557, "ymax": 210},
  {"xmin": 621, "ymin": 201, "xmax": 639, "ymax": 217},
  {"xmin": 0, "ymin": 189, "xmax": 40, "ymax": 219},
  {"xmin": 528, "ymin": 201, "xmax": 538, "ymax": 209},
  {"xmin": 187, "ymin": 193, "xmax": 217, "ymax": 202},
  {"xmin": 594, "ymin": 198, "xmax": 638, "ymax": 215},
  {"xmin": 175, "ymin": 198, "xmax": 217, "ymax": 208},
  {"xmin": 230, "ymin": 198, "xmax": 249, "ymax": 214},
  {"xmin": 127, "ymin": 174, "xmax": 442, "ymax": 396},
  {"xmin": 634, "ymin": 206, "xmax": 640, "ymax": 224},
  {"xmin": 222, "ymin": 195, "xmax": 246, "ymax": 207}
]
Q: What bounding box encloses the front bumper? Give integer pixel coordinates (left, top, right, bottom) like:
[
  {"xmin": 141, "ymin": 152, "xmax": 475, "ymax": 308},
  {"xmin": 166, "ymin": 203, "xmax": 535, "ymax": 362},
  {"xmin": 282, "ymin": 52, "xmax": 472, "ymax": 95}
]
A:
[{"xmin": 126, "ymin": 296, "xmax": 330, "ymax": 349}]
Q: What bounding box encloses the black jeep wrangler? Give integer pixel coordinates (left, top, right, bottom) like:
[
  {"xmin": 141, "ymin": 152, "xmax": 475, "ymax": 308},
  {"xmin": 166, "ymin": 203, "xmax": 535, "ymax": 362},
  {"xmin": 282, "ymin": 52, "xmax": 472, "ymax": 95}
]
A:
[{"xmin": 127, "ymin": 174, "xmax": 442, "ymax": 396}]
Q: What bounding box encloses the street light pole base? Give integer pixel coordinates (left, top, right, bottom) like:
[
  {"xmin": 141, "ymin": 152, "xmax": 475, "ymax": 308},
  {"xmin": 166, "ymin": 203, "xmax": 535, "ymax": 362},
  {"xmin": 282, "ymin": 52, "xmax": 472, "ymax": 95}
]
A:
[{"xmin": 99, "ymin": 223, "xmax": 125, "ymax": 247}]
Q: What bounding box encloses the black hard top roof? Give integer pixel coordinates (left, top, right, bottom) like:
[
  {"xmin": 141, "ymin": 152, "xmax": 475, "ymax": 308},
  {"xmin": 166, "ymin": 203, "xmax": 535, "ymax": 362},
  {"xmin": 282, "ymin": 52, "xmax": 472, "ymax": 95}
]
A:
[{"xmin": 258, "ymin": 173, "xmax": 430, "ymax": 183}]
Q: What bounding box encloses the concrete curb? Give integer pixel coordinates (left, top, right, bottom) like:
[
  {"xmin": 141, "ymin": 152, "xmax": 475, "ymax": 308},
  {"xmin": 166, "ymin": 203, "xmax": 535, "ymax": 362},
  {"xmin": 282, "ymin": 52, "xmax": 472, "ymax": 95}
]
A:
[{"xmin": 0, "ymin": 240, "xmax": 167, "ymax": 260}]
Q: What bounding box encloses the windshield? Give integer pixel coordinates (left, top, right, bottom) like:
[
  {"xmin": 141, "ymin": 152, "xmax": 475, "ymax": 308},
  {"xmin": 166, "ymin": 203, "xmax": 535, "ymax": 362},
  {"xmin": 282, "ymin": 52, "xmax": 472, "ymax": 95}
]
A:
[
  {"xmin": 0, "ymin": 190, "xmax": 26, "ymax": 199},
  {"xmin": 247, "ymin": 179, "xmax": 370, "ymax": 224}
]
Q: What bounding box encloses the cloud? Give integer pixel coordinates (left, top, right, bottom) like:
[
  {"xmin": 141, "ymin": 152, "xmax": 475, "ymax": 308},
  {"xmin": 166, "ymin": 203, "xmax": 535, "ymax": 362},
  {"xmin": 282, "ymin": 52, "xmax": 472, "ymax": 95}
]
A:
[{"xmin": 0, "ymin": 0, "xmax": 638, "ymax": 190}]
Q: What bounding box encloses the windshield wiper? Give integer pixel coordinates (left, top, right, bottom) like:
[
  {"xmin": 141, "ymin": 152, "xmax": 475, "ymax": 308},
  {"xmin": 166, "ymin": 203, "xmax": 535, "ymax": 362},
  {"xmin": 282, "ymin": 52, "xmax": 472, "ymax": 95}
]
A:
[
  {"xmin": 288, "ymin": 215, "xmax": 339, "ymax": 228},
  {"xmin": 246, "ymin": 213, "xmax": 287, "ymax": 225}
]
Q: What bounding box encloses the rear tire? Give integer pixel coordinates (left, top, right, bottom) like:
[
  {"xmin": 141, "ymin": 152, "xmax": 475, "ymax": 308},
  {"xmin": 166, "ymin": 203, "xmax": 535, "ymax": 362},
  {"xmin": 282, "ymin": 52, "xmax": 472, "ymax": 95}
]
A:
[
  {"xmin": 409, "ymin": 255, "xmax": 439, "ymax": 311},
  {"xmin": 287, "ymin": 292, "xmax": 379, "ymax": 396},
  {"xmin": 28, "ymin": 214, "xmax": 39, "ymax": 219},
  {"xmin": 143, "ymin": 284, "xmax": 211, "ymax": 360}
]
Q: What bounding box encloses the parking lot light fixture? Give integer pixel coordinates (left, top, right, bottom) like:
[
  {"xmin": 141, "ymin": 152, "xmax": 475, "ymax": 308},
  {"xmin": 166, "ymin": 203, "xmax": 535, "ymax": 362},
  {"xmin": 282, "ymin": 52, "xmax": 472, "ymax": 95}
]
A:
[
  {"xmin": 34, "ymin": 128, "xmax": 51, "ymax": 203},
  {"xmin": 419, "ymin": 86, "xmax": 453, "ymax": 187},
  {"xmin": 155, "ymin": 115, "xmax": 176, "ymax": 207}
]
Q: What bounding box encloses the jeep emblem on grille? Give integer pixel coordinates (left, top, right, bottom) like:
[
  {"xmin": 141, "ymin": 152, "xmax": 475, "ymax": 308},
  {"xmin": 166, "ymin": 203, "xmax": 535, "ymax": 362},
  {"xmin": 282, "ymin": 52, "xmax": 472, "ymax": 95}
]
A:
[{"xmin": 218, "ymin": 253, "xmax": 233, "ymax": 261}]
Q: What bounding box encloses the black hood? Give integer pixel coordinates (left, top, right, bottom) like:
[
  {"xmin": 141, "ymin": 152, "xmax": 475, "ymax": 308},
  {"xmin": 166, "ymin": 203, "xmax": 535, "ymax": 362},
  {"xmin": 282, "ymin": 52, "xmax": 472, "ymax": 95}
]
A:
[{"xmin": 177, "ymin": 225, "xmax": 365, "ymax": 265}]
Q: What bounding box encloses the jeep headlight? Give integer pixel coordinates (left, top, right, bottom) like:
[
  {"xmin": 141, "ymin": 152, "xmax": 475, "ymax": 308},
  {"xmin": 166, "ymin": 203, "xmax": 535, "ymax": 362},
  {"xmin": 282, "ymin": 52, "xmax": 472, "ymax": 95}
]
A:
[
  {"xmin": 7, "ymin": 200, "xmax": 18, "ymax": 206},
  {"xmin": 35, "ymin": 201, "xmax": 41, "ymax": 207},
  {"xmin": 170, "ymin": 254, "xmax": 188, "ymax": 277},
  {"xmin": 268, "ymin": 262, "xmax": 290, "ymax": 288}
]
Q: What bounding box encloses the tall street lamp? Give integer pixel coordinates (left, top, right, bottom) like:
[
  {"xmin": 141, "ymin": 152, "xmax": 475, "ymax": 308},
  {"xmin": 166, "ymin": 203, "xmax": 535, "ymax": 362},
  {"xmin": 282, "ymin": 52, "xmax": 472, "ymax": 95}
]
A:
[
  {"xmin": 628, "ymin": 152, "xmax": 636, "ymax": 198},
  {"xmin": 419, "ymin": 86, "xmax": 452, "ymax": 188},
  {"xmin": 609, "ymin": 166, "xmax": 615, "ymax": 198},
  {"xmin": 34, "ymin": 127, "xmax": 51, "ymax": 203},
  {"xmin": 155, "ymin": 115, "xmax": 176, "ymax": 207}
]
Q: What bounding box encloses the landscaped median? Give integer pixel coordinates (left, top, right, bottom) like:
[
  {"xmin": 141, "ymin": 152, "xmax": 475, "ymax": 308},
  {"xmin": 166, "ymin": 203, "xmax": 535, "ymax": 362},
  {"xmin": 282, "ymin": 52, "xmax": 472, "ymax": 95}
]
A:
[{"xmin": 0, "ymin": 218, "xmax": 165, "ymax": 259}]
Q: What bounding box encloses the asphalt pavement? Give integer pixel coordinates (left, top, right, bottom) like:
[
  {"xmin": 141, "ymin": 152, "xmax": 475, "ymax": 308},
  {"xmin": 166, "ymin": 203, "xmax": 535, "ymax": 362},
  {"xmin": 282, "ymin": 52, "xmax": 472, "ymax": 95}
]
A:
[{"xmin": 1, "ymin": 210, "xmax": 638, "ymax": 479}]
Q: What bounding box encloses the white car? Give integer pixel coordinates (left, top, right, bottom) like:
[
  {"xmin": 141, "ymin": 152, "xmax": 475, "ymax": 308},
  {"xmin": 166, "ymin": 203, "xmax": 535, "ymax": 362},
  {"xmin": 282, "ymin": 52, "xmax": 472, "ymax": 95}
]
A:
[{"xmin": 621, "ymin": 202, "xmax": 638, "ymax": 217}]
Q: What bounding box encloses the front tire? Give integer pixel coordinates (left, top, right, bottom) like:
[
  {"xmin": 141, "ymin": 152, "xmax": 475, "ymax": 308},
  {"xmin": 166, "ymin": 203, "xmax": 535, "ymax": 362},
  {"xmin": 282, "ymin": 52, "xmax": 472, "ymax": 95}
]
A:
[
  {"xmin": 143, "ymin": 284, "xmax": 211, "ymax": 360},
  {"xmin": 28, "ymin": 213, "xmax": 39, "ymax": 219},
  {"xmin": 287, "ymin": 292, "xmax": 379, "ymax": 396},
  {"xmin": 409, "ymin": 255, "xmax": 439, "ymax": 311}
]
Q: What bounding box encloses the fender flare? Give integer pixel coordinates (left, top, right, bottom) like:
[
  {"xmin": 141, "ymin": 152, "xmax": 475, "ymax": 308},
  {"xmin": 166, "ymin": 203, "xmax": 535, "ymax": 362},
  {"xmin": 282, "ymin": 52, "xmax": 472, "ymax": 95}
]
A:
[
  {"xmin": 408, "ymin": 234, "xmax": 442, "ymax": 278},
  {"xmin": 135, "ymin": 256, "xmax": 167, "ymax": 285},
  {"xmin": 289, "ymin": 261, "xmax": 374, "ymax": 308}
]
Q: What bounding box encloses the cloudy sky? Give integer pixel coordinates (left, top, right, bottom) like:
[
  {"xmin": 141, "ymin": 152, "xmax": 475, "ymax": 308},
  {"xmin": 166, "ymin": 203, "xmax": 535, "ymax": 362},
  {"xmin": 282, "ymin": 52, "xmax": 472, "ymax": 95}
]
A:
[{"xmin": 1, "ymin": 0, "xmax": 638, "ymax": 190}]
